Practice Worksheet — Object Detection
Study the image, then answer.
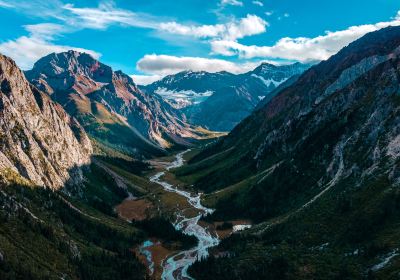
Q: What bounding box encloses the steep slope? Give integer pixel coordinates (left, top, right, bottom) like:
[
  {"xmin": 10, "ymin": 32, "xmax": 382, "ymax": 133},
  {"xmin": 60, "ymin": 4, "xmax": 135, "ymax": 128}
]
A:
[
  {"xmin": 0, "ymin": 182, "xmax": 147, "ymax": 280},
  {"xmin": 25, "ymin": 51, "xmax": 207, "ymax": 157},
  {"xmin": 0, "ymin": 53, "xmax": 92, "ymax": 189},
  {"xmin": 175, "ymin": 26, "xmax": 400, "ymax": 278},
  {"xmin": 143, "ymin": 63, "xmax": 309, "ymax": 131}
]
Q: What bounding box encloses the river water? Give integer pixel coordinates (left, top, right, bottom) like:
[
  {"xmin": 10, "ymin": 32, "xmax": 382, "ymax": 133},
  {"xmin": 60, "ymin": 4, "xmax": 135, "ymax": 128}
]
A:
[{"xmin": 149, "ymin": 150, "xmax": 220, "ymax": 280}]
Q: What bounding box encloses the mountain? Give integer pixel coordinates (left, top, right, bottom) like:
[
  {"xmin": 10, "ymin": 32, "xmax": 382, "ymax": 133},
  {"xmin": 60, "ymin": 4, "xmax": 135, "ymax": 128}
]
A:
[
  {"xmin": 0, "ymin": 53, "xmax": 92, "ymax": 189},
  {"xmin": 246, "ymin": 61, "xmax": 307, "ymax": 91},
  {"xmin": 174, "ymin": 26, "xmax": 400, "ymax": 278},
  {"xmin": 142, "ymin": 63, "xmax": 309, "ymax": 131},
  {"xmin": 25, "ymin": 51, "xmax": 210, "ymax": 157},
  {"xmin": 0, "ymin": 53, "xmax": 194, "ymax": 280}
]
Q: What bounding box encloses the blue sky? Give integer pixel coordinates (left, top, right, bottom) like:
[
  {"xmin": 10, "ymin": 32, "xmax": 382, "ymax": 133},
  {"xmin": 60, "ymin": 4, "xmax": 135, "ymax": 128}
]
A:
[{"xmin": 0, "ymin": 0, "xmax": 399, "ymax": 84}]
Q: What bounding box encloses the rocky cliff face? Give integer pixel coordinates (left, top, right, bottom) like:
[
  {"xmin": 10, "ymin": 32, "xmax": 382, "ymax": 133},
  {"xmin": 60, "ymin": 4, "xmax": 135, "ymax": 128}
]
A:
[
  {"xmin": 143, "ymin": 63, "xmax": 309, "ymax": 131},
  {"xmin": 0, "ymin": 54, "xmax": 92, "ymax": 189},
  {"xmin": 184, "ymin": 26, "xmax": 400, "ymax": 219},
  {"xmin": 26, "ymin": 51, "xmax": 206, "ymax": 155},
  {"xmin": 186, "ymin": 26, "xmax": 400, "ymax": 279}
]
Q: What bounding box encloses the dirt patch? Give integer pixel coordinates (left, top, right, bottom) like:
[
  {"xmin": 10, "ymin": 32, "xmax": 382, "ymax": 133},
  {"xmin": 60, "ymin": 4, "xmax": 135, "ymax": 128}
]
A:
[
  {"xmin": 135, "ymin": 239, "xmax": 176, "ymax": 280},
  {"xmin": 148, "ymin": 243, "xmax": 174, "ymax": 279},
  {"xmin": 116, "ymin": 198, "xmax": 154, "ymax": 221}
]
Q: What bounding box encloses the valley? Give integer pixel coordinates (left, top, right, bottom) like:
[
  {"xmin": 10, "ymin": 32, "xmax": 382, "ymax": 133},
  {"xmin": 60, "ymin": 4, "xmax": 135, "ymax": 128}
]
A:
[
  {"xmin": 113, "ymin": 149, "xmax": 246, "ymax": 279},
  {"xmin": 1, "ymin": 5, "xmax": 400, "ymax": 279}
]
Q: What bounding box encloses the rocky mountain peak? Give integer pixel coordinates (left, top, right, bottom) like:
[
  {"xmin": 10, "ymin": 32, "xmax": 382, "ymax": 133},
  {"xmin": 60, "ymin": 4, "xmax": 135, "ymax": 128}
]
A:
[
  {"xmin": 0, "ymin": 53, "xmax": 92, "ymax": 189},
  {"xmin": 33, "ymin": 51, "xmax": 110, "ymax": 79},
  {"xmin": 25, "ymin": 51, "xmax": 208, "ymax": 153}
]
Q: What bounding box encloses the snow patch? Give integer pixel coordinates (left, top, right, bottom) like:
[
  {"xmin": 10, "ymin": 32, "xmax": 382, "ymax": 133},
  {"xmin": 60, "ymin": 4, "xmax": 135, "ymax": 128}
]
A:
[
  {"xmin": 251, "ymin": 74, "xmax": 287, "ymax": 88},
  {"xmin": 155, "ymin": 87, "xmax": 213, "ymax": 109}
]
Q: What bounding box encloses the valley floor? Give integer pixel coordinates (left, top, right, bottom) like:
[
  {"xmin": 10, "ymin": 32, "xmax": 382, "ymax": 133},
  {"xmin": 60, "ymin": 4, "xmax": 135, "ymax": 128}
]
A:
[{"xmin": 110, "ymin": 149, "xmax": 251, "ymax": 279}]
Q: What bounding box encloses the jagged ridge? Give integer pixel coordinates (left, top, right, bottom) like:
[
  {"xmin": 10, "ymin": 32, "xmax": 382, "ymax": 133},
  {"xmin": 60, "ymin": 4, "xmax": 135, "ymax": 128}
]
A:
[{"xmin": 0, "ymin": 53, "xmax": 92, "ymax": 189}]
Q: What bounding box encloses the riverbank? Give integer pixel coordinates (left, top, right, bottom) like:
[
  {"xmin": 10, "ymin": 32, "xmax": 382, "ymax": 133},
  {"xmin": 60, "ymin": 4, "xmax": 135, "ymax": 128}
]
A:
[
  {"xmin": 150, "ymin": 150, "xmax": 220, "ymax": 279},
  {"xmin": 115, "ymin": 150, "xmax": 252, "ymax": 279},
  {"xmin": 115, "ymin": 150, "xmax": 219, "ymax": 279}
]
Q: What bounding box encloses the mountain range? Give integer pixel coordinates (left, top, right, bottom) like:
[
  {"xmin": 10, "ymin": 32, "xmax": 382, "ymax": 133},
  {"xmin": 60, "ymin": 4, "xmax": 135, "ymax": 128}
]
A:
[
  {"xmin": 25, "ymin": 51, "xmax": 214, "ymax": 158},
  {"xmin": 142, "ymin": 62, "xmax": 309, "ymax": 131},
  {"xmin": 177, "ymin": 26, "xmax": 400, "ymax": 279},
  {"xmin": 1, "ymin": 22, "xmax": 400, "ymax": 280}
]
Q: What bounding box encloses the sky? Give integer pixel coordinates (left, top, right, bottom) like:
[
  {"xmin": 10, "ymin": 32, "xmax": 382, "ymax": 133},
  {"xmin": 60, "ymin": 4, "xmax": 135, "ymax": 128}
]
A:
[{"xmin": 0, "ymin": 0, "xmax": 400, "ymax": 85}]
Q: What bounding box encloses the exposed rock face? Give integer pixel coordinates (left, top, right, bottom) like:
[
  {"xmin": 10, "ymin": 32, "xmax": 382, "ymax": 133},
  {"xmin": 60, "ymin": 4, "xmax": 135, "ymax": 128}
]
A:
[
  {"xmin": 143, "ymin": 63, "xmax": 309, "ymax": 131},
  {"xmin": 183, "ymin": 26, "xmax": 400, "ymax": 279},
  {"xmin": 26, "ymin": 51, "xmax": 205, "ymax": 155},
  {"xmin": 186, "ymin": 26, "xmax": 400, "ymax": 219},
  {"xmin": 0, "ymin": 54, "xmax": 92, "ymax": 189}
]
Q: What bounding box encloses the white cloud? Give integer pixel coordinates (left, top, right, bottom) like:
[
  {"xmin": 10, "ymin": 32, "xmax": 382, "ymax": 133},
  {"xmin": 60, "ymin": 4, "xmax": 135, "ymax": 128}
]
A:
[
  {"xmin": 160, "ymin": 14, "xmax": 267, "ymax": 41},
  {"xmin": 136, "ymin": 54, "xmax": 269, "ymax": 77},
  {"xmin": 159, "ymin": 22, "xmax": 225, "ymax": 38},
  {"xmin": 0, "ymin": 0, "xmax": 14, "ymax": 8},
  {"xmin": 265, "ymin": 11, "xmax": 273, "ymax": 16},
  {"xmin": 252, "ymin": 1, "xmax": 264, "ymax": 7},
  {"xmin": 211, "ymin": 14, "xmax": 400, "ymax": 62},
  {"xmin": 0, "ymin": 23, "xmax": 100, "ymax": 70},
  {"xmin": 130, "ymin": 74, "xmax": 163, "ymax": 86},
  {"xmin": 24, "ymin": 23, "xmax": 65, "ymax": 40},
  {"xmin": 0, "ymin": 0, "xmax": 67, "ymax": 20},
  {"xmin": 1, "ymin": 1, "xmax": 267, "ymax": 63},
  {"xmin": 220, "ymin": 0, "xmax": 243, "ymax": 7},
  {"xmin": 63, "ymin": 2, "xmax": 159, "ymax": 30},
  {"xmin": 63, "ymin": 3, "xmax": 267, "ymax": 42}
]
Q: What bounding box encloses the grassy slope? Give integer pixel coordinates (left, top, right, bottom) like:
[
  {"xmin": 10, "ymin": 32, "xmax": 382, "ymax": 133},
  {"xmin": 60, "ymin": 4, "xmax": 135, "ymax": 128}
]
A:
[
  {"xmin": 0, "ymin": 180, "xmax": 147, "ymax": 280},
  {"xmin": 189, "ymin": 174, "xmax": 400, "ymax": 279},
  {"xmin": 67, "ymin": 95, "xmax": 165, "ymax": 158},
  {"xmin": 0, "ymin": 139, "xmax": 215, "ymax": 279},
  {"xmin": 0, "ymin": 136, "xmax": 163, "ymax": 278},
  {"xmin": 0, "ymin": 141, "xmax": 159, "ymax": 280},
  {"xmin": 176, "ymin": 68, "xmax": 400, "ymax": 278}
]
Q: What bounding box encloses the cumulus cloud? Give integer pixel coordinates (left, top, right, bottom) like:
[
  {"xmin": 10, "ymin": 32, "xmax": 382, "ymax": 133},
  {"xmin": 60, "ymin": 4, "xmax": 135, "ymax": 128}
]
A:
[
  {"xmin": 160, "ymin": 14, "xmax": 267, "ymax": 41},
  {"xmin": 62, "ymin": 2, "xmax": 267, "ymax": 42},
  {"xmin": 252, "ymin": 1, "xmax": 264, "ymax": 7},
  {"xmin": 2, "ymin": 1, "xmax": 269, "ymax": 51},
  {"xmin": 0, "ymin": 23, "xmax": 100, "ymax": 70},
  {"xmin": 136, "ymin": 54, "xmax": 270, "ymax": 77},
  {"xmin": 130, "ymin": 74, "xmax": 164, "ymax": 86},
  {"xmin": 63, "ymin": 2, "xmax": 267, "ymax": 42},
  {"xmin": 220, "ymin": 0, "xmax": 243, "ymax": 7},
  {"xmin": 211, "ymin": 14, "xmax": 400, "ymax": 62}
]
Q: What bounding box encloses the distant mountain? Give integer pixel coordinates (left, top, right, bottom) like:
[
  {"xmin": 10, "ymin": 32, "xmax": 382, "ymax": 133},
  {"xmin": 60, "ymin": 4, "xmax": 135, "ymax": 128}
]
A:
[
  {"xmin": 142, "ymin": 71, "xmax": 238, "ymax": 109},
  {"xmin": 25, "ymin": 51, "xmax": 210, "ymax": 157},
  {"xmin": 142, "ymin": 63, "xmax": 309, "ymax": 131},
  {"xmin": 0, "ymin": 53, "xmax": 92, "ymax": 189},
  {"xmin": 178, "ymin": 26, "xmax": 400, "ymax": 278}
]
